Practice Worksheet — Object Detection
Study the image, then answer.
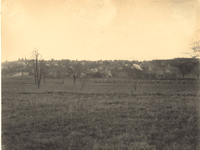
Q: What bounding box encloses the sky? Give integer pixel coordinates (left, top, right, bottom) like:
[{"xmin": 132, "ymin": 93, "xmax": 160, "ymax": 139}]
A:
[{"xmin": 1, "ymin": 0, "xmax": 199, "ymax": 62}]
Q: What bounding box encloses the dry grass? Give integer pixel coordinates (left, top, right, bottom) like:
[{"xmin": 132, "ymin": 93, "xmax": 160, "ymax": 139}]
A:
[
  {"xmin": 2, "ymin": 77, "xmax": 200, "ymax": 150},
  {"xmin": 2, "ymin": 77, "xmax": 199, "ymax": 95}
]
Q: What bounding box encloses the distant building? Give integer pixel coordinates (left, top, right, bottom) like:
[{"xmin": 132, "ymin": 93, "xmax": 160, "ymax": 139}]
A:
[
  {"xmin": 132, "ymin": 64, "xmax": 143, "ymax": 70},
  {"xmin": 91, "ymin": 68, "xmax": 98, "ymax": 73}
]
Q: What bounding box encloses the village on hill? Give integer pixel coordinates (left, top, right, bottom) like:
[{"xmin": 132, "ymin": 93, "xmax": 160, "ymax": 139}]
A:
[{"xmin": 2, "ymin": 57, "xmax": 200, "ymax": 80}]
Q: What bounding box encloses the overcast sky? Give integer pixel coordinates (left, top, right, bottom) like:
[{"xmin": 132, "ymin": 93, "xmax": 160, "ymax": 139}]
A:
[{"xmin": 1, "ymin": 0, "xmax": 199, "ymax": 62}]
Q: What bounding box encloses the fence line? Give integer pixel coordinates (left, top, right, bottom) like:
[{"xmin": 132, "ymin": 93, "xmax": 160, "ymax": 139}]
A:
[{"xmin": 93, "ymin": 79, "xmax": 199, "ymax": 84}]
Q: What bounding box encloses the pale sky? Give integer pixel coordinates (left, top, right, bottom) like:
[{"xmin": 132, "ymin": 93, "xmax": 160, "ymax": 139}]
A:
[{"xmin": 1, "ymin": 0, "xmax": 199, "ymax": 62}]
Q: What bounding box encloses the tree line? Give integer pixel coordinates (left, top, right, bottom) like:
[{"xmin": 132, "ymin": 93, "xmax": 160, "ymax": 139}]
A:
[{"xmin": 2, "ymin": 50, "xmax": 200, "ymax": 88}]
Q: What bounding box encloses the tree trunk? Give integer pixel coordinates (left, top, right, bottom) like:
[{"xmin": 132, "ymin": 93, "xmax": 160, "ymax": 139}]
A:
[
  {"xmin": 44, "ymin": 73, "xmax": 45, "ymax": 83},
  {"xmin": 35, "ymin": 76, "xmax": 37, "ymax": 84},
  {"xmin": 182, "ymin": 72, "xmax": 185, "ymax": 78},
  {"xmin": 73, "ymin": 75, "xmax": 76, "ymax": 83},
  {"xmin": 34, "ymin": 72, "xmax": 37, "ymax": 84},
  {"xmin": 36, "ymin": 65, "xmax": 38, "ymax": 83},
  {"xmin": 38, "ymin": 81, "xmax": 40, "ymax": 88}
]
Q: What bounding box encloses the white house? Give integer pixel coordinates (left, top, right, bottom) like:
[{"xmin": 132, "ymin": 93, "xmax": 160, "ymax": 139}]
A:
[
  {"xmin": 91, "ymin": 68, "xmax": 98, "ymax": 73},
  {"xmin": 132, "ymin": 64, "xmax": 143, "ymax": 70}
]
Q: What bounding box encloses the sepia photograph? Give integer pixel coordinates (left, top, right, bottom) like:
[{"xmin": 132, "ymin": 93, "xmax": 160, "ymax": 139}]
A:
[{"xmin": 1, "ymin": 0, "xmax": 200, "ymax": 149}]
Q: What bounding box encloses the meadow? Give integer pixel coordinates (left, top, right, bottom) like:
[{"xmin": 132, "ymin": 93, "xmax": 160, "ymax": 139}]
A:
[{"xmin": 2, "ymin": 77, "xmax": 200, "ymax": 150}]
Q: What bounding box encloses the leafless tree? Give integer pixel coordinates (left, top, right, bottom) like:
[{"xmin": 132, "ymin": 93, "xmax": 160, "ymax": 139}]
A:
[
  {"xmin": 79, "ymin": 76, "xmax": 87, "ymax": 90},
  {"xmin": 189, "ymin": 41, "xmax": 200, "ymax": 58},
  {"xmin": 192, "ymin": 64, "xmax": 200, "ymax": 79},
  {"xmin": 41, "ymin": 61, "xmax": 48, "ymax": 83},
  {"xmin": 31, "ymin": 48, "xmax": 43, "ymax": 88},
  {"xmin": 67, "ymin": 61, "xmax": 87, "ymax": 83},
  {"xmin": 31, "ymin": 59, "xmax": 37, "ymax": 84},
  {"xmin": 126, "ymin": 67, "xmax": 141, "ymax": 92}
]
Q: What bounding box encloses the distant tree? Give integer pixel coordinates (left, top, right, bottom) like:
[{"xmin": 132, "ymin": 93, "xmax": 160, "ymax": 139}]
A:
[
  {"xmin": 55, "ymin": 61, "xmax": 64, "ymax": 78},
  {"xmin": 18, "ymin": 58, "xmax": 29, "ymax": 77},
  {"xmin": 62, "ymin": 59, "xmax": 71, "ymax": 77},
  {"xmin": 85, "ymin": 61, "xmax": 101, "ymax": 78},
  {"xmin": 160, "ymin": 66, "xmax": 167, "ymax": 79},
  {"xmin": 49, "ymin": 58, "xmax": 55, "ymax": 68},
  {"xmin": 178, "ymin": 63, "xmax": 193, "ymax": 79},
  {"xmin": 189, "ymin": 41, "xmax": 200, "ymax": 58},
  {"xmin": 25, "ymin": 60, "xmax": 33, "ymax": 76},
  {"xmin": 183, "ymin": 40, "xmax": 200, "ymax": 79},
  {"xmin": 67, "ymin": 61, "xmax": 87, "ymax": 83},
  {"xmin": 42, "ymin": 61, "xmax": 48, "ymax": 83},
  {"xmin": 190, "ymin": 59, "xmax": 200, "ymax": 79},
  {"xmin": 110, "ymin": 69, "xmax": 118, "ymax": 78},
  {"xmin": 129, "ymin": 68, "xmax": 142, "ymax": 91},
  {"xmin": 1, "ymin": 61, "xmax": 15, "ymax": 77},
  {"xmin": 124, "ymin": 64, "xmax": 143, "ymax": 92},
  {"xmin": 103, "ymin": 60, "xmax": 110, "ymax": 66},
  {"xmin": 2, "ymin": 61, "xmax": 24, "ymax": 77},
  {"xmin": 30, "ymin": 59, "xmax": 37, "ymax": 84},
  {"xmin": 31, "ymin": 48, "xmax": 43, "ymax": 88},
  {"xmin": 192, "ymin": 63, "xmax": 200, "ymax": 79}
]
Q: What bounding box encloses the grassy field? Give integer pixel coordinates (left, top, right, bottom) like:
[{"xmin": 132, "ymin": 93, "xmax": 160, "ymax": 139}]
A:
[{"xmin": 2, "ymin": 77, "xmax": 200, "ymax": 150}]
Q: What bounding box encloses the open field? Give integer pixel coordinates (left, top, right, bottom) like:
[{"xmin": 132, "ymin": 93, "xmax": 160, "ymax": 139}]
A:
[
  {"xmin": 2, "ymin": 77, "xmax": 200, "ymax": 150},
  {"xmin": 2, "ymin": 77, "xmax": 200, "ymax": 95}
]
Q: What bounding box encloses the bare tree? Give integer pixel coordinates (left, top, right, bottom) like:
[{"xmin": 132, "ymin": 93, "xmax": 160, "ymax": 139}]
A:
[
  {"xmin": 178, "ymin": 62, "xmax": 195, "ymax": 79},
  {"xmin": 67, "ymin": 61, "xmax": 87, "ymax": 83},
  {"xmin": 31, "ymin": 48, "xmax": 43, "ymax": 88},
  {"xmin": 190, "ymin": 41, "xmax": 200, "ymax": 58},
  {"xmin": 18, "ymin": 58, "xmax": 26, "ymax": 77},
  {"xmin": 42, "ymin": 61, "xmax": 48, "ymax": 83},
  {"xmin": 124, "ymin": 64, "xmax": 143, "ymax": 93},
  {"xmin": 127, "ymin": 68, "xmax": 142, "ymax": 91},
  {"xmin": 192, "ymin": 63, "xmax": 200, "ymax": 79},
  {"xmin": 31, "ymin": 59, "xmax": 37, "ymax": 84},
  {"xmin": 79, "ymin": 76, "xmax": 87, "ymax": 90},
  {"xmin": 183, "ymin": 40, "xmax": 200, "ymax": 58}
]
